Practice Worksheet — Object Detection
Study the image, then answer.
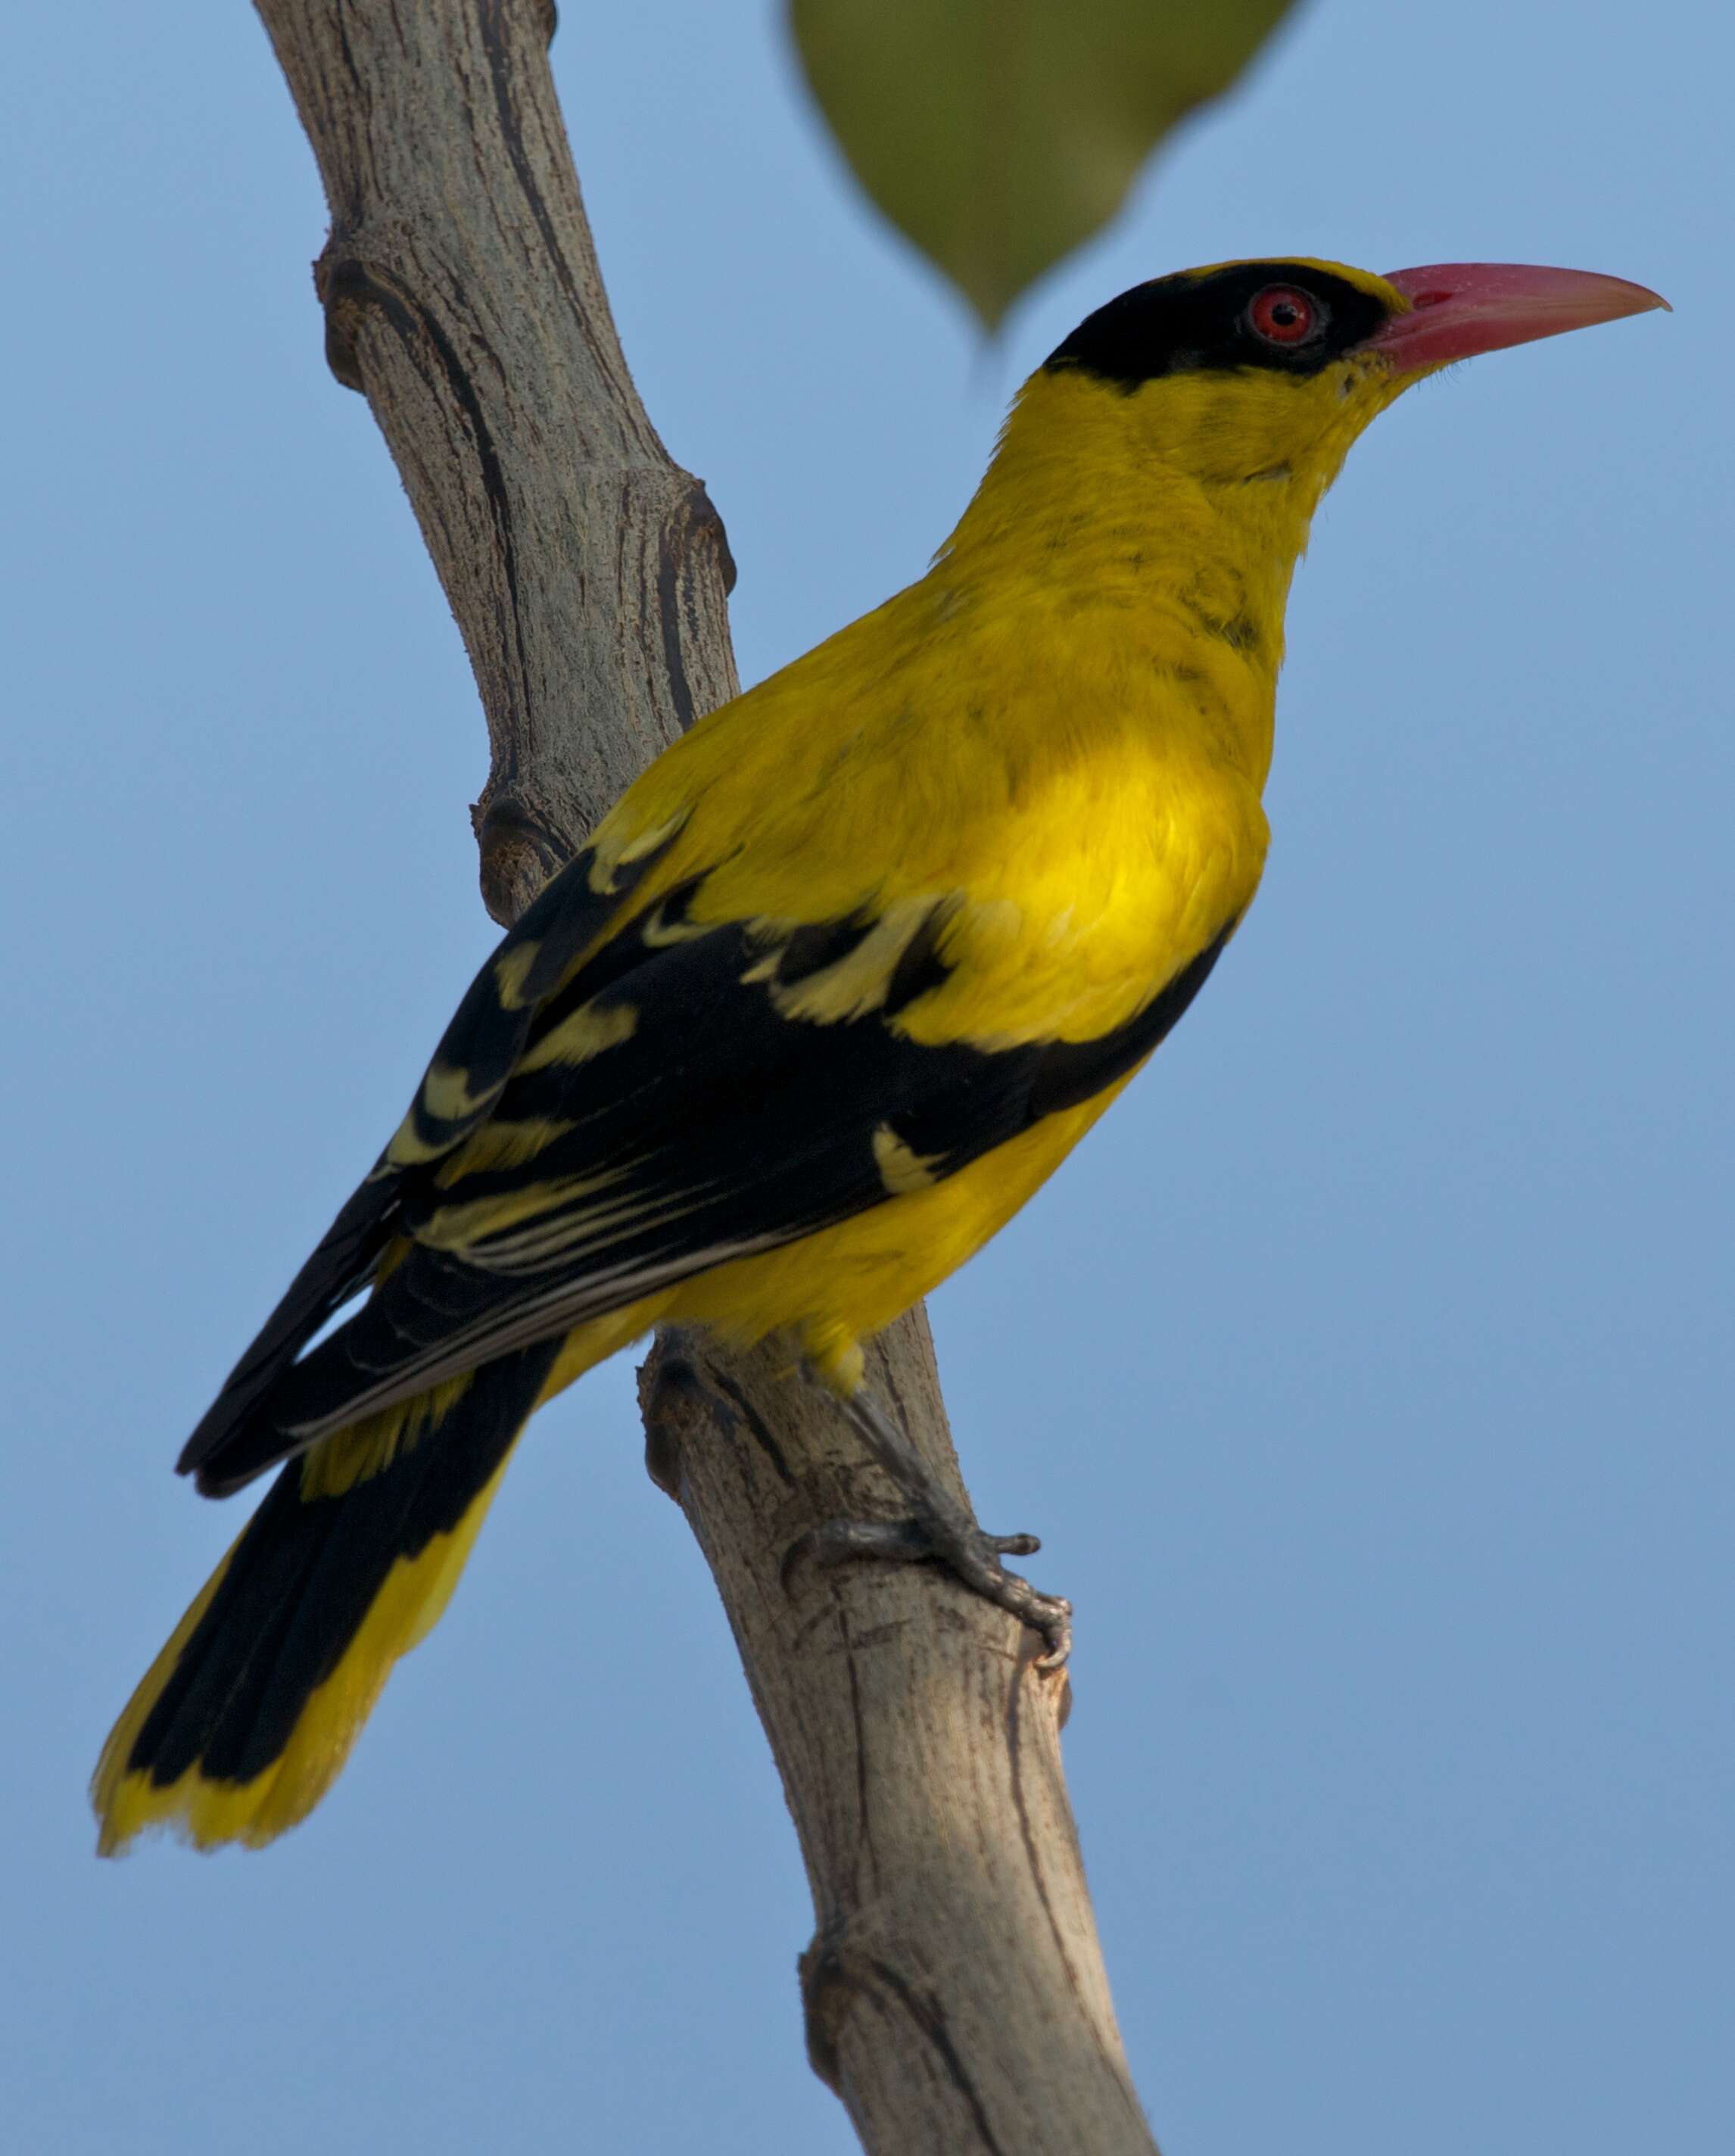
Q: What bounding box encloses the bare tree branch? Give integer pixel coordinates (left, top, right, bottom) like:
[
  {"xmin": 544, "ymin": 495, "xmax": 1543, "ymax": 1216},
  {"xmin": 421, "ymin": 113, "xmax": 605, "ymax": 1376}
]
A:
[{"xmin": 254, "ymin": 4, "xmax": 1156, "ymax": 2147}]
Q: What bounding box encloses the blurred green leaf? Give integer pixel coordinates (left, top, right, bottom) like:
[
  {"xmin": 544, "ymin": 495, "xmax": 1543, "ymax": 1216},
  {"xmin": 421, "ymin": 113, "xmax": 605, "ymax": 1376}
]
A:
[{"xmin": 788, "ymin": 0, "xmax": 1298, "ymax": 328}]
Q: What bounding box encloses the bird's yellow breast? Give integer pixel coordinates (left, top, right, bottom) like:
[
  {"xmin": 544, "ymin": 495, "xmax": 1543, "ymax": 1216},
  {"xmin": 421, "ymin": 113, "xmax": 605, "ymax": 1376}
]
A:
[
  {"xmin": 437, "ymin": 342, "xmax": 1392, "ymax": 1402},
  {"xmin": 519, "ymin": 369, "xmax": 1316, "ymax": 1389},
  {"xmin": 598, "ymin": 372, "xmax": 1289, "ymax": 1044}
]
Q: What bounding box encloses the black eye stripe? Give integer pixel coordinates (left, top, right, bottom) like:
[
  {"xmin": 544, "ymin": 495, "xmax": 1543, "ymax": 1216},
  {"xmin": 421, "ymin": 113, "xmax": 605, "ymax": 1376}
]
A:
[{"xmin": 1044, "ymin": 263, "xmax": 1389, "ymax": 390}]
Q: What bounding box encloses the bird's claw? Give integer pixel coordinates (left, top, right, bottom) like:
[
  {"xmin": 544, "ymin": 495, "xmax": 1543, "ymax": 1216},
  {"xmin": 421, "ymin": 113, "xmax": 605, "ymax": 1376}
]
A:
[{"xmin": 793, "ymin": 1510, "xmax": 1073, "ymax": 1666}]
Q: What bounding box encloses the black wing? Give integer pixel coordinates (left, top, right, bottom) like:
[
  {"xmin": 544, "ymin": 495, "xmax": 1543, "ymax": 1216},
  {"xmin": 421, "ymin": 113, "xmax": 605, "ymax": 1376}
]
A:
[
  {"xmin": 177, "ymin": 832, "xmax": 674, "ymax": 1491},
  {"xmin": 190, "ymin": 868, "xmax": 1235, "ymax": 1496}
]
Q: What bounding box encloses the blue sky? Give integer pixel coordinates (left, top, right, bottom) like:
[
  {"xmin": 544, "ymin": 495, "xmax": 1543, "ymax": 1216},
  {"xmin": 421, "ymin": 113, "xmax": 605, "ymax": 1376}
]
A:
[{"xmin": 2, "ymin": 3, "xmax": 1728, "ymax": 2151}]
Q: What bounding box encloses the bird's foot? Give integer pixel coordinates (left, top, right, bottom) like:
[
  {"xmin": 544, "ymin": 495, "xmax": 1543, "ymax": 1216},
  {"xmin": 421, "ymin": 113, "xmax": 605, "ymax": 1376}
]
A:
[
  {"xmin": 790, "ymin": 1370, "xmax": 1073, "ymax": 1665},
  {"xmin": 798, "ymin": 1508, "xmax": 1073, "ymax": 1665}
]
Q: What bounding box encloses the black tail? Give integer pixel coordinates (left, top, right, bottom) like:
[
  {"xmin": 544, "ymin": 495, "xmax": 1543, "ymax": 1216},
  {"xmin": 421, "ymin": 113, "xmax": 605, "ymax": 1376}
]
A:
[{"xmin": 93, "ymin": 1338, "xmax": 560, "ymax": 1853}]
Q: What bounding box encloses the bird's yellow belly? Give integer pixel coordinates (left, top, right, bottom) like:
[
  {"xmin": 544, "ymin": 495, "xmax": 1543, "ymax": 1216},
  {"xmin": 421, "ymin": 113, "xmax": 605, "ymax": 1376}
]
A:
[{"xmin": 534, "ymin": 1075, "xmax": 1132, "ymax": 1410}]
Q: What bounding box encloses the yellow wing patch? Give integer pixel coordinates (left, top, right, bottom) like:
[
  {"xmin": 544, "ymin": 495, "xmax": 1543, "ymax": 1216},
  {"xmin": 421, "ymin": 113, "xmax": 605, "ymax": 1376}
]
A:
[
  {"xmin": 514, "ymin": 998, "xmax": 639, "ymax": 1076},
  {"xmin": 636, "ymin": 893, "xmax": 715, "ymax": 949},
  {"xmin": 431, "ymin": 1116, "xmax": 577, "ymax": 1188},
  {"xmin": 386, "ymin": 1059, "xmax": 500, "ymax": 1167},
  {"xmin": 872, "ymin": 1122, "xmax": 945, "ymax": 1195},
  {"xmin": 587, "ymin": 814, "xmax": 687, "ymax": 896},
  {"xmin": 412, "ymin": 1163, "xmax": 640, "ymax": 1257},
  {"xmin": 765, "ymin": 902, "xmax": 934, "ymax": 1023},
  {"xmin": 493, "ymin": 940, "xmax": 543, "ymax": 1011}
]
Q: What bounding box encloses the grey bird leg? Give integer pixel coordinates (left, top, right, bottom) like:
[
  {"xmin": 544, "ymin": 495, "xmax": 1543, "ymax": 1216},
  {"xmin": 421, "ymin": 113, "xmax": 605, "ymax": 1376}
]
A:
[{"xmin": 793, "ymin": 1376, "xmax": 1073, "ymax": 1665}]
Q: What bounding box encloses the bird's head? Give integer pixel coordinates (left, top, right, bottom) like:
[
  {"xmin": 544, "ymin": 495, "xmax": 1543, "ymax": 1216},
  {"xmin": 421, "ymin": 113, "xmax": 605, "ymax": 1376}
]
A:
[{"xmin": 1028, "ymin": 256, "xmax": 1666, "ymax": 510}]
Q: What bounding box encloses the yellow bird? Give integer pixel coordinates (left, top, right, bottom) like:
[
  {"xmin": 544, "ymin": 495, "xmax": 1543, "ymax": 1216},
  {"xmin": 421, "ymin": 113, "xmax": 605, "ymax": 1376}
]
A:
[{"xmin": 93, "ymin": 257, "xmax": 1663, "ymax": 1853}]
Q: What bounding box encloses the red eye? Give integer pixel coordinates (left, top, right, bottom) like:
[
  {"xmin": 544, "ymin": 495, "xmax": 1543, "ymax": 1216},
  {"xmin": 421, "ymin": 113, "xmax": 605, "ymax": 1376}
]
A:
[{"xmin": 1247, "ymin": 285, "xmax": 1322, "ymax": 345}]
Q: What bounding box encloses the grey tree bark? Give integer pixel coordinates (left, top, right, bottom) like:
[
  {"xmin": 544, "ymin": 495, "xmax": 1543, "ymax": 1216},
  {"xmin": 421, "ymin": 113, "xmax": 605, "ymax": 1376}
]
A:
[{"xmin": 252, "ymin": 5, "xmax": 1157, "ymax": 2149}]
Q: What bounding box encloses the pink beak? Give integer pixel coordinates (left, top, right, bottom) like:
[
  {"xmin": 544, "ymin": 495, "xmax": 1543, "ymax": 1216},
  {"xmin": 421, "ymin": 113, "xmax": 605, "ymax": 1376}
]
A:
[{"xmin": 1366, "ymin": 262, "xmax": 1669, "ymax": 372}]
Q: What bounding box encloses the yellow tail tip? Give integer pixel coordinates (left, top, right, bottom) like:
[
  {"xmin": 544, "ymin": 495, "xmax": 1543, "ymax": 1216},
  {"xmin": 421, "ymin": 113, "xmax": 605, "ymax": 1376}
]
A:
[
  {"xmin": 91, "ymin": 1442, "xmax": 521, "ymax": 1856},
  {"xmin": 92, "ymin": 1759, "xmax": 318, "ymax": 1858}
]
